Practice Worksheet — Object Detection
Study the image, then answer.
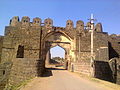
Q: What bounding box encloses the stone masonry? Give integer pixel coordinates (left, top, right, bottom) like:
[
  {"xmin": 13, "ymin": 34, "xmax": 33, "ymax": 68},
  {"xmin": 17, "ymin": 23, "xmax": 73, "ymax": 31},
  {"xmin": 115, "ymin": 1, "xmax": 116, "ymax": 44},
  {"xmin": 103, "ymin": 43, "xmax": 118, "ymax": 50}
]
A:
[{"xmin": 0, "ymin": 16, "xmax": 120, "ymax": 89}]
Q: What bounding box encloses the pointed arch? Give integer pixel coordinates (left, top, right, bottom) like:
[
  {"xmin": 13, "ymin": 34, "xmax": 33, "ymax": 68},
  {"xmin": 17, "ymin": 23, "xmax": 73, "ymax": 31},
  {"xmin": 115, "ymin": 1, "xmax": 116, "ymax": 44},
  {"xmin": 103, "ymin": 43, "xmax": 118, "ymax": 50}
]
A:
[
  {"xmin": 50, "ymin": 44, "xmax": 67, "ymax": 53},
  {"xmin": 42, "ymin": 30, "xmax": 73, "ymax": 42}
]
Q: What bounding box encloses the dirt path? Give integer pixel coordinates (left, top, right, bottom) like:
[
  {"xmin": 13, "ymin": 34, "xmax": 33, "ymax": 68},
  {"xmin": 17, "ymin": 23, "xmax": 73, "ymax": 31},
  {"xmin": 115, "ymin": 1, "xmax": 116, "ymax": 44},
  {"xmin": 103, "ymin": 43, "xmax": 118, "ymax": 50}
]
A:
[{"xmin": 20, "ymin": 67, "xmax": 110, "ymax": 90}]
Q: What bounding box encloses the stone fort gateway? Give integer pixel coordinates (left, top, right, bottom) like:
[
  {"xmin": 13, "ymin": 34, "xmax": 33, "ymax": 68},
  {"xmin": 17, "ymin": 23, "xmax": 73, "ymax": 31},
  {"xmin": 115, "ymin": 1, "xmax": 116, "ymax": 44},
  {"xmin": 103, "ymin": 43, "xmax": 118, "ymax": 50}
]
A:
[{"xmin": 0, "ymin": 16, "xmax": 120, "ymax": 89}]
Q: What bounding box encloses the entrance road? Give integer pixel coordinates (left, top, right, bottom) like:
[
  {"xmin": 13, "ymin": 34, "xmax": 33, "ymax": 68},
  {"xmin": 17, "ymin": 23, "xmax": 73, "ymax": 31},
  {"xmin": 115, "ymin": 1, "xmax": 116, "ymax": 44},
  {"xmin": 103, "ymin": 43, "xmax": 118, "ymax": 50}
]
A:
[{"xmin": 21, "ymin": 67, "xmax": 110, "ymax": 90}]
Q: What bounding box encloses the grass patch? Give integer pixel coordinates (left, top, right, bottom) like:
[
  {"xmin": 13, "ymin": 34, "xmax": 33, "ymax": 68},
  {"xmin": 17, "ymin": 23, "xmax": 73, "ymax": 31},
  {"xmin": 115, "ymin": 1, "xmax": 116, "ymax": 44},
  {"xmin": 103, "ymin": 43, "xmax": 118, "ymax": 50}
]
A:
[
  {"xmin": 4, "ymin": 77, "xmax": 34, "ymax": 90},
  {"xmin": 90, "ymin": 78, "xmax": 120, "ymax": 90},
  {"xmin": 73, "ymin": 72, "xmax": 120, "ymax": 90}
]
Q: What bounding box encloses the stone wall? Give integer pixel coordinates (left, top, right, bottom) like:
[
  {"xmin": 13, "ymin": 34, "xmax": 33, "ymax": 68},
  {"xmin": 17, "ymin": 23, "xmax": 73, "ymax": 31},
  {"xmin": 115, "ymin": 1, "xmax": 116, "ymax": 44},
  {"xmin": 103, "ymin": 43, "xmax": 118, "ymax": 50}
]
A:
[
  {"xmin": 117, "ymin": 58, "xmax": 120, "ymax": 84},
  {"xmin": 0, "ymin": 16, "xmax": 120, "ymax": 87},
  {"xmin": 1, "ymin": 26, "xmax": 41, "ymax": 63},
  {"xmin": 74, "ymin": 31, "xmax": 109, "ymax": 75},
  {"xmin": 74, "ymin": 60, "xmax": 91, "ymax": 75},
  {"xmin": 0, "ymin": 36, "xmax": 3, "ymax": 62},
  {"xmin": 94, "ymin": 32, "xmax": 109, "ymax": 61},
  {"xmin": 117, "ymin": 70, "xmax": 120, "ymax": 84},
  {"xmin": 74, "ymin": 31, "xmax": 91, "ymax": 75},
  {"xmin": 0, "ymin": 61, "xmax": 12, "ymax": 89},
  {"xmin": 9, "ymin": 58, "xmax": 45, "ymax": 86},
  {"xmin": 108, "ymin": 35, "xmax": 120, "ymax": 59},
  {"xmin": 94, "ymin": 61, "xmax": 113, "ymax": 82},
  {"xmin": 77, "ymin": 32, "xmax": 109, "ymax": 61}
]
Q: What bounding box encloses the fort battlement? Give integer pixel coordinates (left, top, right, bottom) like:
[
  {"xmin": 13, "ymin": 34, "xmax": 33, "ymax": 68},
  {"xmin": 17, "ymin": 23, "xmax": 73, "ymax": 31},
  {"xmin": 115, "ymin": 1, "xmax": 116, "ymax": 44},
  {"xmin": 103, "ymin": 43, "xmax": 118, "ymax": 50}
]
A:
[
  {"xmin": 0, "ymin": 16, "xmax": 120, "ymax": 89},
  {"xmin": 9, "ymin": 16, "xmax": 103, "ymax": 33}
]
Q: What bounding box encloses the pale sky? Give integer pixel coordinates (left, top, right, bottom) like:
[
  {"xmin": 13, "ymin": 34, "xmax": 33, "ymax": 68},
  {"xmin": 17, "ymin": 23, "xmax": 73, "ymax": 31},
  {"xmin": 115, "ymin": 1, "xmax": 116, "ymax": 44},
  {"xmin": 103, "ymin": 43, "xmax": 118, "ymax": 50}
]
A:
[
  {"xmin": 0, "ymin": 0, "xmax": 120, "ymax": 57},
  {"xmin": 50, "ymin": 46, "xmax": 65, "ymax": 58}
]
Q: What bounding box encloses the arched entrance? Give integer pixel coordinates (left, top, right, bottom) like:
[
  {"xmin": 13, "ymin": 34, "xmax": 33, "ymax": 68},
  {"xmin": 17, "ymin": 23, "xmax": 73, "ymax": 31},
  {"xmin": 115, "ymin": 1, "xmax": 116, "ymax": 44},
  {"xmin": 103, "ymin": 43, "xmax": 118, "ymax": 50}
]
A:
[
  {"xmin": 46, "ymin": 45, "xmax": 65, "ymax": 68},
  {"xmin": 41, "ymin": 31, "xmax": 74, "ymax": 70}
]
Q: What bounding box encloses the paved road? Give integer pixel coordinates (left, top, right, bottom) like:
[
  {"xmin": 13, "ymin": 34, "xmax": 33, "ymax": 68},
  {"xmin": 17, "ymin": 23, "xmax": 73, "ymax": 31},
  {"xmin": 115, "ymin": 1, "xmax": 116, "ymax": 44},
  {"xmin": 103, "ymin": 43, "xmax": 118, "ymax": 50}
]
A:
[{"xmin": 21, "ymin": 67, "xmax": 109, "ymax": 90}]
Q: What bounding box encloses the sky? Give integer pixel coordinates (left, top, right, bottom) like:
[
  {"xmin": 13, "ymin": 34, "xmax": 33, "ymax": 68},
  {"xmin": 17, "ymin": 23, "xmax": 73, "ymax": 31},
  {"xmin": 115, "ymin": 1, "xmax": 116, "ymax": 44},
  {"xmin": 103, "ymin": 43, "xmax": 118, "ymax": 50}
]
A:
[
  {"xmin": 0, "ymin": 0, "xmax": 120, "ymax": 58},
  {"xmin": 50, "ymin": 46, "xmax": 65, "ymax": 58}
]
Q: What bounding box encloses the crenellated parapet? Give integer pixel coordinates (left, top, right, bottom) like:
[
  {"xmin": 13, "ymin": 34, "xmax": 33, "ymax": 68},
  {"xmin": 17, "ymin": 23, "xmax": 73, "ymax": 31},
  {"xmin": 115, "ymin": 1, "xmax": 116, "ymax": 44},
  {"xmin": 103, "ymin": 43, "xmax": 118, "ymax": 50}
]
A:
[
  {"xmin": 9, "ymin": 16, "xmax": 104, "ymax": 34},
  {"xmin": 10, "ymin": 16, "xmax": 19, "ymax": 26},
  {"xmin": 66, "ymin": 20, "xmax": 74, "ymax": 30},
  {"xmin": 21, "ymin": 16, "xmax": 30, "ymax": 27},
  {"xmin": 94, "ymin": 23, "xmax": 103, "ymax": 32},
  {"xmin": 32, "ymin": 17, "xmax": 42, "ymax": 27},
  {"xmin": 44, "ymin": 18, "xmax": 53, "ymax": 29},
  {"xmin": 86, "ymin": 22, "xmax": 91, "ymax": 30},
  {"xmin": 76, "ymin": 20, "xmax": 84, "ymax": 31}
]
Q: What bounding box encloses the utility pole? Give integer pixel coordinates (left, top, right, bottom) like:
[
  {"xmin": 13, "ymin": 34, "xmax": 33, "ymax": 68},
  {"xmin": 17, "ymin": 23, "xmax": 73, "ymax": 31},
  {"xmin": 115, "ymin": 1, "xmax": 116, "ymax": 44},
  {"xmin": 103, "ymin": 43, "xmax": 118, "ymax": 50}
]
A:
[
  {"xmin": 78, "ymin": 30, "xmax": 81, "ymax": 61},
  {"xmin": 88, "ymin": 14, "xmax": 96, "ymax": 76},
  {"xmin": 90, "ymin": 14, "xmax": 94, "ymax": 62}
]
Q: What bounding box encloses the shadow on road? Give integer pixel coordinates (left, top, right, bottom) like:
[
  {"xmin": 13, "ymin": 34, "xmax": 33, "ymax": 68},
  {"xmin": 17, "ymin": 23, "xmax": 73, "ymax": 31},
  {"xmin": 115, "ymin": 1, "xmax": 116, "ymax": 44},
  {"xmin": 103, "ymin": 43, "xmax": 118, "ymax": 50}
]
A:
[
  {"xmin": 47, "ymin": 67, "xmax": 65, "ymax": 71},
  {"xmin": 42, "ymin": 67, "xmax": 65, "ymax": 77},
  {"xmin": 42, "ymin": 69, "xmax": 53, "ymax": 77}
]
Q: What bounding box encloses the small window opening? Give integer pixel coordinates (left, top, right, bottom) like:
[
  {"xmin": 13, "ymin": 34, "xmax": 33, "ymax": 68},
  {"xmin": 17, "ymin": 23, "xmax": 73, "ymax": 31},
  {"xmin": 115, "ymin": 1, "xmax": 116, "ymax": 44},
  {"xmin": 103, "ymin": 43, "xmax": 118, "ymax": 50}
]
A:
[
  {"xmin": 3, "ymin": 70, "xmax": 5, "ymax": 75},
  {"xmin": 16, "ymin": 45, "xmax": 24, "ymax": 58}
]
